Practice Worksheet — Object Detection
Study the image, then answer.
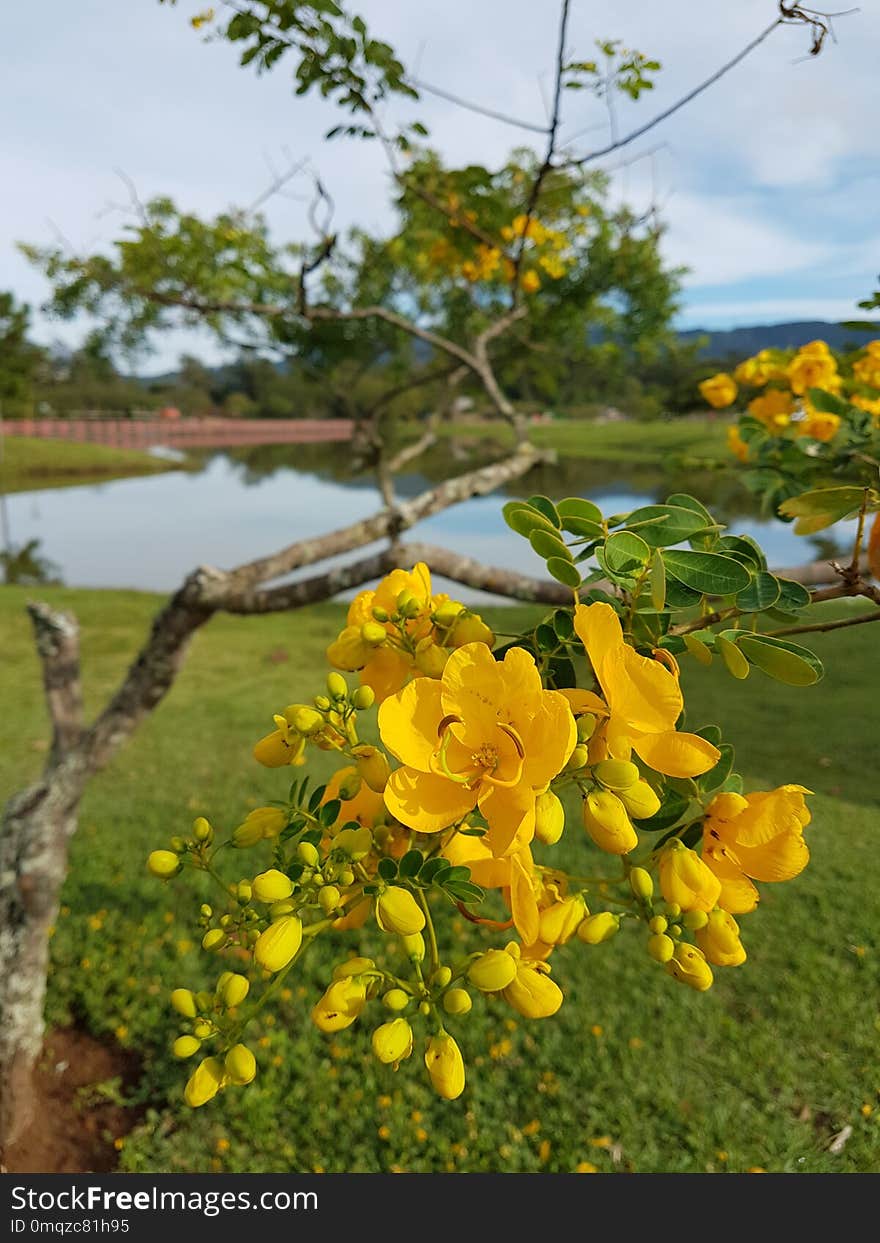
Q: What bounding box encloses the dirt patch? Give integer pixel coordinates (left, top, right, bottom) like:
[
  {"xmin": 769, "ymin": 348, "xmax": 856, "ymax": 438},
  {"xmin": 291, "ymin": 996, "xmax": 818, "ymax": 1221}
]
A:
[{"xmin": 3, "ymin": 1028, "xmax": 145, "ymax": 1173}]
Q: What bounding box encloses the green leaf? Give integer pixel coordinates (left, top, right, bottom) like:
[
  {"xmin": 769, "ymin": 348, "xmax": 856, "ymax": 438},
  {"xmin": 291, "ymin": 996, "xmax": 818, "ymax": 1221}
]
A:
[
  {"xmin": 633, "ymin": 790, "xmax": 691, "ymax": 833},
  {"xmin": 557, "ymin": 497, "xmax": 603, "ymax": 524},
  {"xmin": 683, "ymin": 633, "xmax": 713, "ymax": 665},
  {"xmin": 778, "ymin": 486, "xmax": 868, "ymax": 535},
  {"xmin": 502, "ymin": 502, "xmax": 559, "ymax": 538},
  {"xmin": 604, "ymin": 530, "xmax": 651, "ymax": 575},
  {"xmin": 445, "ymin": 881, "xmax": 484, "ymax": 904},
  {"xmin": 377, "ymin": 857, "xmax": 398, "ymax": 882},
  {"xmin": 775, "ymin": 578, "xmax": 811, "ymax": 612},
  {"xmin": 664, "ymin": 578, "xmax": 701, "ymax": 609},
  {"xmin": 624, "ymin": 504, "xmax": 714, "ymax": 548},
  {"xmin": 716, "ymin": 534, "xmax": 767, "ymax": 570},
  {"xmin": 736, "ymin": 571, "xmax": 780, "ymax": 613},
  {"xmin": 699, "ymin": 743, "xmax": 735, "ymax": 794},
  {"xmin": 530, "ymin": 530, "xmax": 572, "ymax": 562},
  {"xmin": 535, "ymin": 622, "xmax": 558, "ymax": 652},
  {"xmin": 805, "ymin": 386, "xmax": 853, "ymax": 417},
  {"xmin": 398, "ymin": 850, "xmax": 423, "ymax": 879},
  {"xmin": 694, "ymin": 724, "xmax": 722, "ymax": 746},
  {"xmin": 662, "ymin": 550, "xmax": 751, "ymax": 596},
  {"xmin": 526, "ymin": 495, "xmax": 561, "ymax": 527},
  {"xmin": 665, "ymin": 493, "xmax": 714, "ymax": 524},
  {"xmin": 546, "ymin": 557, "xmax": 582, "ymax": 588},
  {"xmin": 736, "ymin": 633, "xmax": 824, "ymax": 686},
  {"xmin": 419, "ymin": 859, "xmax": 450, "ymax": 885},
  {"xmin": 319, "ymin": 799, "xmax": 341, "ymax": 827},
  {"xmin": 716, "ymin": 633, "xmax": 750, "ymax": 680},
  {"xmin": 553, "ymin": 609, "xmax": 574, "ymax": 640},
  {"xmin": 561, "ymin": 517, "xmax": 605, "ymax": 540}
]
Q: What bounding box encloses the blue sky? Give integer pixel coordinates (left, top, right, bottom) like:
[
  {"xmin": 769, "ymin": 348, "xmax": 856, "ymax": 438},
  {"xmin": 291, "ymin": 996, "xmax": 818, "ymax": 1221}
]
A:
[{"xmin": 3, "ymin": 0, "xmax": 878, "ymax": 371}]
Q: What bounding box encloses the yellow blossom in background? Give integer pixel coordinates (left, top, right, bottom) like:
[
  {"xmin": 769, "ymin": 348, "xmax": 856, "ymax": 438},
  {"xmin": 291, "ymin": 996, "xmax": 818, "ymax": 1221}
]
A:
[
  {"xmin": 787, "ymin": 346, "xmax": 839, "ymax": 396},
  {"xmin": 521, "ymin": 270, "xmax": 541, "ymax": 294},
  {"xmin": 796, "ymin": 409, "xmax": 841, "ymax": 442},
  {"xmin": 727, "ymin": 425, "xmax": 749, "ymax": 462},
  {"xmin": 699, "ymin": 373, "xmax": 738, "ymax": 409},
  {"xmin": 748, "ymin": 388, "xmax": 794, "ymax": 430},
  {"xmin": 379, "ymin": 641, "xmax": 576, "ymax": 856}
]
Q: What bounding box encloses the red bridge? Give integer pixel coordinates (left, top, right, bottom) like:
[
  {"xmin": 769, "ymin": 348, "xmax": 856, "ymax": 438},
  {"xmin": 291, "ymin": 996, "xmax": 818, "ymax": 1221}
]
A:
[{"xmin": 4, "ymin": 417, "xmax": 354, "ymax": 449}]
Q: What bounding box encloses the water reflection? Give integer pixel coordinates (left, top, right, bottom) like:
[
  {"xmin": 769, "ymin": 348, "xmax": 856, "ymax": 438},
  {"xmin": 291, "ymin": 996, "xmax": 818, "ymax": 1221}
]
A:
[{"xmin": 2, "ymin": 440, "xmax": 850, "ymax": 597}]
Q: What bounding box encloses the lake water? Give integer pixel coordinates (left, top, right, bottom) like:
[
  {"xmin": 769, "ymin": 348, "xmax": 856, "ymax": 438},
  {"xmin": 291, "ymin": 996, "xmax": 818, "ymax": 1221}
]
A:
[{"xmin": 2, "ymin": 444, "xmax": 849, "ymax": 600}]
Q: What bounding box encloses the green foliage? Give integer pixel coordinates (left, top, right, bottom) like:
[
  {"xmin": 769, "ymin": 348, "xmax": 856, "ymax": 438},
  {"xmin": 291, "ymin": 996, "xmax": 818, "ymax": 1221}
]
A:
[{"xmin": 0, "ymin": 291, "xmax": 44, "ymax": 417}]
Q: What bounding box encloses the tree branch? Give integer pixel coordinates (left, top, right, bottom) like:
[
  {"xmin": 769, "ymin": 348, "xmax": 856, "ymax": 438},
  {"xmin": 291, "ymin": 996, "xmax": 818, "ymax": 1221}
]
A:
[
  {"xmin": 26, "ymin": 604, "xmax": 85, "ymax": 765},
  {"xmin": 399, "ymin": 542, "xmax": 571, "ymax": 604},
  {"xmin": 768, "ymin": 608, "xmax": 880, "ymax": 639}
]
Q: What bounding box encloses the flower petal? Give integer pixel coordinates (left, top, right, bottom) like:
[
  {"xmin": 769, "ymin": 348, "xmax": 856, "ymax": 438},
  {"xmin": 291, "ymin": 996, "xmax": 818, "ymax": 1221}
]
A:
[
  {"xmin": 479, "ymin": 782, "xmax": 536, "ymax": 856},
  {"xmin": 443, "ymin": 832, "xmax": 512, "ymax": 890},
  {"xmin": 361, "ymin": 647, "xmax": 415, "ymax": 703},
  {"xmin": 509, "ymin": 850, "xmax": 540, "ymax": 946},
  {"xmin": 519, "ymin": 690, "xmax": 577, "ymax": 787},
  {"xmin": 384, "ymin": 767, "xmax": 476, "ymax": 834},
  {"xmin": 378, "ymin": 678, "xmax": 443, "ymax": 771},
  {"xmin": 632, "ymin": 729, "xmax": 720, "ymax": 778}
]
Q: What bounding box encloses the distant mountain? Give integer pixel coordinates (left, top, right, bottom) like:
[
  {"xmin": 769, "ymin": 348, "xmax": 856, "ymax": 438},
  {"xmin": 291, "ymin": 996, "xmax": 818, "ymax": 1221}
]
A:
[{"xmin": 678, "ymin": 320, "xmax": 880, "ymax": 359}]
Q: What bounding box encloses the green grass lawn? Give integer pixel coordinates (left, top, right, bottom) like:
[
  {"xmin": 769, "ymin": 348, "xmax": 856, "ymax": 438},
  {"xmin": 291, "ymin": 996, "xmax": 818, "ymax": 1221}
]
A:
[
  {"xmin": 431, "ymin": 416, "xmax": 729, "ymax": 463},
  {"xmin": 1, "ymin": 585, "xmax": 877, "ymax": 1173},
  {"xmin": 0, "ymin": 436, "xmax": 174, "ymax": 494}
]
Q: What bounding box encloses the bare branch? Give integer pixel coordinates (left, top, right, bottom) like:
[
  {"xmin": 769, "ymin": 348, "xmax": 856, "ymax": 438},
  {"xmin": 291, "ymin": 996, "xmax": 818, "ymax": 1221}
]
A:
[
  {"xmin": 768, "ymin": 608, "xmax": 880, "ymax": 638},
  {"xmin": 219, "ymin": 549, "xmax": 399, "ymax": 614},
  {"xmin": 26, "ymin": 604, "xmax": 85, "ymax": 765},
  {"xmin": 400, "ymin": 542, "xmax": 571, "ymax": 604},
  {"xmin": 406, "ymin": 75, "xmax": 550, "ymax": 134}
]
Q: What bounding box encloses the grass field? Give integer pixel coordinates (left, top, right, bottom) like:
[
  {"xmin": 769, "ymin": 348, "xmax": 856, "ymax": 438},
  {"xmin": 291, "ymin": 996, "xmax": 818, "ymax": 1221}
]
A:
[
  {"xmin": 432, "ymin": 416, "xmax": 729, "ymax": 463},
  {"xmin": 0, "ymin": 436, "xmax": 172, "ymax": 493},
  {"xmin": 1, "ymin": 584, "xmax": 877, "ymax": 1173}
]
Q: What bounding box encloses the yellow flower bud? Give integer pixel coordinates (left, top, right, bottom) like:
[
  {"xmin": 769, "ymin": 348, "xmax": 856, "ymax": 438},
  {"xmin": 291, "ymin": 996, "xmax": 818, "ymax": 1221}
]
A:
[
  {"xmin": 629, "ymin": 867, "xmax": 654, "ymax": 902},
  {"xmin": 352, "ymin": 685, "xmax": 375, "ymax": 710},
  {"xmin": 592, "ymin": 759, "xmax": 640, "ymax": 791},
  {"xmin": 619, "ymin": 780, "xmax": 662, "ymax": 820},
  {"xmin": 402, "ymin": 932, "xmax": 426, "ymax": 961},
  {"xmin": 170, "ymin": 836, "xmax": 187, "ymax": 853},
  {"xmin": 658, "ymin": 841, "xmax": 722, "ymax": 913},
  {"xmin": 173, "ymin": 1035, "xmax": 201, "ymax": 1059},
  {"xmin": 202, "ymin": 929, "xmax": 226, "ymax": 952},
  {"xmin": 666, "ymin": 943, "xmax": 714, "ymax": 991},
  {"xmin": 647, "ymin": 933, "xmax": 675, "ymax": 963},
  {"xmin": 192, "ymin": 816, "xmax": 213, "ymax": 843},
  {"xmin": 333, "ymin": 825, "xmax": 373, "ymax": 859},
  {"xmin": 312, "ymin": 977, "xmax": 367, "ymax": 1033},
  {"xmin": 333, "ymin": 956, "xmax": 375, "ymax": 980},
  {"xmin": 353, "ymin": 744, "xmax": 391, "ymax": 793},
  {"xmin": 268, "ymin": 899, "xmax": 296, "ymax": 920},
  {"xmin": 290, "ymin": 706, "xmax": 325, "ymax": 736},
  {"xmin": 567, "ymin": 744, "xmax": 590, "ymax": 771},
  {"xmin": 220, "ymin": 973, "xmax": 250, "ymax": 1008},
  {"xmin": 253, "ymin": 727, "xmax": 305, "ymax": 768},
  {"xmin": 372, "ymin": 1018, "xmax": 414, "ymax": 1064},
  {"xmin": 431, "ymin": 966, "xmax": 453, "ymax": 988},
  {"xmin": 534, "ymin": 790, "xmax": 565, "ymax": 845},
  {"xmin": 696, "ymin": 909, "xmax": 747, "ymax": 967},
  {"xmin": 147, "ymin": 850, "xmax": 180, "ymax": 880},
  {"xmin": 424, "ymin": 1034, "xmax": 466, "ymax": 1100},
  {"xmin": 192, "ymin": 1019, "xmax": 213, "ymax": 1040},
  {"xmin": 576, "ymin": 713, "xmax": 597, "ymax": 742},
  {"xmin": 539, "ymin": 895, "xmax": 587, "ymax": 947},
  {"xmin": 195, "ymin": 991, "xmax": 213, "ymax": 1011},
  {"xmin": 432, "ymin": 600, "xmax": 463, "ymax": 627},
  {"xmin": 582, "ymin": 791, "xmax": 638, "ymax": 855},
  {"xmin": 170, "ymin": 988, "xmax": 198, "ymax": 1018},
  {"xmin": 224, "ymin": 1043, "xmax": 257, "ymax": 1086},
  {"xmin": 326, "ymin": 672, "xmax": 349, "ymax": 699},
  {"xmin": 683, "ymin": 909, "xmax": 709, "ymax": 930},
  {"xmin": 503, "ymin": 963, "xmax": 563, "ymax": 1019},
  {"xmin": 577, "ymin": 912, "xmax": 620, "ymax": 945},
  {"xmin": 414, "ymin": 641, "xmax": 449, "ymax": 678},
  {"xmin": 443, "ymin": 988, "xmax": 472, "ymax": 1015},
  {"xmin": 648, "ymin": 914, "xmax": 668, "ymax": 934},
  {"xmin": 183, "ymin": 1056, "xmax": 225, "ymax": 1108},
  {"xmin": 252, "ymin": 869, "xmax": 294, "ymax": 904},
  {"xmin": 253, "ymin": 915, "xmax": 303, "ymax": 973},
  {"xmin": 383, "ymin": 988, "xmax": 409, "ymax": 1011},
  {"xmin": 469, "ymin": 949, "xmax": 518, "ymax": 992},
  {"xmin": 361, "ymin": 621, "xmax": 388, "ymax": 647},
  {"xmin": 376, "ymin": 886, "xmax": 426, "ymax": 936},
  {"xmin": 318, "ymin": 885, "xmax": 341, "ymax": 913},
  {"xmin": 449, "ymin": 612, "xmax": 494, "ymax": 647}
]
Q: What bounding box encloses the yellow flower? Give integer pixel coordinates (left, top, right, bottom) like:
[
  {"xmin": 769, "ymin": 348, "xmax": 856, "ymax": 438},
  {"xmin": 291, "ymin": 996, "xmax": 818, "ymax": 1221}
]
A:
[
  {"xmin": 787, "ymin": 349, "xmax": 839, "ymax": 396},
  {"xmin": 521, "ymin": 270, "xmax": 541, "ymax": 294},
  {"xmin": 469, "ymin": 949, "xmax": 518, "ymax": 992},
  {"xmin": 184, "ymin": 1056, "xmax": 225, "ymax": 1108},
  {"xmin": 534, "ymin": 790, "xmax": 565, "ymax": 844},
  {"xmin": 379, "ymin": 642, "xmax": 576, "ymax": 856},
  {"xmin": 224, "ymin": 1044, "xmax": 257, "ymax": 1085},
  {"xmin": 443, "ymin": 832, "xmax": 541, "ymax": 945},
  {"xmin": 375, "ymin": 886, "xmax": 425, "ymax": 936},
  {"xmin": 253, "ymin": 915, "xmax": 303, "ymax": 973},
  {"xmin": 424, "ymin": 1034, "xmax": 466, "ymax": 1099},
  {"xmin": 582, "ymin": 790, "xmax": 638, "ymax": 855},
  {"xmin": 574, "ymin": 603, "xmax": 720, "ymax": 779},
  {"xmin": 665, "ymin": 944, "xmax": 714, "ymax": 991},
  {"xmin": 252, "ymin": 869, "xmax": 294, "ymax": 904},
  {"xmin": 232, "ymin": 806, "xmax": 287, "ymax": 847},
  {"xmin": 696, "ymin": 909, "xmax": 746, "ymax": 967},
  {"xmin": 502, "ymin": 961, "xmax": 563, "ymax": 1018},
  {"xmin": 312, "ymin": 977, "xmax": 368, "ymax": 1032},
  {"xmin": 702, "ymin": 786, "xmax": 811, "ymax": 914},
  {"xmin": 748, "ymin": 388, "xmax": 793, "ymax": 430},
  {"xmin": 253, "ymin": 715, "xmax": 306, "ymax": 768},
  {"xmin": 322, "ymin": 766, "xmax": 386, "ymax": 830},
  {"xmin": 854, "ymin": 352, "xmax": 880, "ymax": 389},
  {"xmin": 796, "ymin": 409, "xmax": 841, "ymax": 442},
  {"xmin": 699, "ymin": 373, "xmax": 737, "ymax": 409},
  {"xmin": 538, "ymin": 895, "xmax": 587, "ymax": 946},
  {"xmin": 658, "ymin": 841, "xmax": 722, "ymax": 913},
  {"xmin": 372, "ymin": 1018, "xmax": 414, "ymax": 1064},
  {"xmin": 727, "ymin": 425, "xmax": 750, "ymax": 463},
  {"xmin": 852, "ymin": 394, "xmax": 880, "ymax": 418},
  {"xmin": 353, "ymin": 745, "xmax": 391, "ymax": 793}
]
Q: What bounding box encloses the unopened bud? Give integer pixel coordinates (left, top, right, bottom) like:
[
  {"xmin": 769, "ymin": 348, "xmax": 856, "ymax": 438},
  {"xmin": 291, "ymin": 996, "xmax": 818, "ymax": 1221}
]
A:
[
  {"xmin": 352, "ymin": 685, "xmax": 375, "ymax": 710},
  {"xmin": 629, "ymin": 867, "xmax": 654, "ymax": 903},
  {"xmin": 326, "ymin": 672, "xmax": 348, "ymax": 699},
  {"xmin": 192, "ymin": 816, "xmax": 212, "ymax": 843}
]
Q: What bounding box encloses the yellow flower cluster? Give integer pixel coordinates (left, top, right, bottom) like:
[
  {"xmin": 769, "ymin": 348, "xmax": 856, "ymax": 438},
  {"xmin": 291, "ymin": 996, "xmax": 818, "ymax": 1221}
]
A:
[
  {"xmin": 148, "ymin": 567, "xmax": 813, "ymax": 1106},
  {"xmin": 701, "ymin": 339, "xmax": 880, "ymax": 462}
]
